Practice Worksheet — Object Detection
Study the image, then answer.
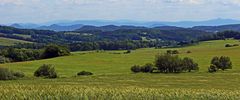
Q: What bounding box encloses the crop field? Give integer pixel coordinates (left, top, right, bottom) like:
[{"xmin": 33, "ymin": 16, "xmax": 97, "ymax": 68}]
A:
[{"xmin": 1, "ymin": 39, "xmax": 240, "ymax": 99}]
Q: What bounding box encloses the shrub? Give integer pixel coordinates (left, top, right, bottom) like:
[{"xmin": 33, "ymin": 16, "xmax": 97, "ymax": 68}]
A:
[
  {"xmin": 131, "ymin": 65, "xmax": 141, "ymax": 73},
  {"xmin": 0, "ymin": 68, "xmax": 14, "ymax": 80},
  {"xmin": 182, "ymin": 57, "xmax": 199, "ymax": 72},
  {"xmin": 13, "ymin": 72, "xmax": 25, "ymax": 78},
  {"xmin": 208, "ymin": 64, "xmax": 218, "ymax": 73},
  {"xmin": 186, "ymin": 51, "xmax": 192, "ymax": 53},
  {"xmin": 155, "ymin": 54, "xmax": 198, "ymax": 73},
  {"xmin": 219, "ymin": 56, "xmax": 232, "ymax": 70},
  {"xmin": 233, "ymin": 44, "xmax": 239, "ymax": 46},
  {"xmin": 141, "ymin": 63, "xmax": 154, "ymax": 73},
  {"xmin": 166, "ymin": 50, "xmax": 179, "ymax": 54},
  {"xmin": 124, "ymin": 50, "xmax": 131, "ymax": 54},
  {"xmin": 211, "ymin": 56, "xmax": 232, "ymax": 71},
  {"xmin": 41, "ymin": 44, "xmax": 70, "ymax": 59},
  {"xmin": 77, "ymin": 71, "xmax": 93, "ymax": 76},
  {"xmin": 0, "ymin": 56, "xmax": 10, "ymax": 64},
  {"xmin": 225, "ymin": 44, "xmax": 233, "ymax": 47},
  {"xmin": 172, "ymin": 50, "xmax": 179, "ymax": 54},
  {"xmin": 166, "ymin": 50, "xmax": 172, "ymax": 54},
  {"xmin": 34, "ymin": 64, "xmax": 57, "ymax": 78}
]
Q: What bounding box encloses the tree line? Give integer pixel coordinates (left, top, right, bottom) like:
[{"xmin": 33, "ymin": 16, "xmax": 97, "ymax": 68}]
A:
[
  {"xmin": 131, "ymin": 53, "xmax": 233, "ymax": 73},
  {"xmin": 131, "ymin": 54, "xmax": 199, "ymax": 73},
  {"xmin": 0, "ymin": 44, "xmax": 70, "ymax": 63}
]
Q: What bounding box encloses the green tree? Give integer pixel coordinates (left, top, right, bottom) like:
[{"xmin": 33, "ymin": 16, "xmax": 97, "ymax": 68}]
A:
[
  {"xmin": 219, "ymin": 56, "xmax": 232, "ymax": 70},
  {"xmin": 211, "ymin": 56, "xmax": 232, "ymax": 71},
  {"xmin": 41, "ymin": 44, "xmax": 70, "ymax": 59},
  {"xmin": 182, "ymin": 57, "xmax": 199, "ymax": 72},
  {"xmin": 34, "ymin": 64, "xmax": 57, "ymax": 78}
]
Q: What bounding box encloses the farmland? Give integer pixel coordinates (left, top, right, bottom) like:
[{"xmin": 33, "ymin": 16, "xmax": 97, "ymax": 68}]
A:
[{"xmin": 1, "ymin": 39, "xmax": 240, "ymax": 99}]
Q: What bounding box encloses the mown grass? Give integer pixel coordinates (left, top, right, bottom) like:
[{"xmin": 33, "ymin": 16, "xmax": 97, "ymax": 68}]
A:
[
  {"xmin": 0, "ymin": 37, "xmax": 32, "ymax": 46},
  {"xmin": 0, "ymin": 39, "xmax": 240, "ymax": 99}
]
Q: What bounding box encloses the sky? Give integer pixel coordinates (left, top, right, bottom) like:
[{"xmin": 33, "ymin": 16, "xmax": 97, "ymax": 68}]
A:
[{"xmin": 1, "ymin": 0, "xmax": 240, "ymax": 24}]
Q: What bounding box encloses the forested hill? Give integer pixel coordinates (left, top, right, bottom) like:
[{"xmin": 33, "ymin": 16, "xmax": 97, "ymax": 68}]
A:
[{"xmin": 0, "ymin": 25, "xmax": 212, "ymax": 45}]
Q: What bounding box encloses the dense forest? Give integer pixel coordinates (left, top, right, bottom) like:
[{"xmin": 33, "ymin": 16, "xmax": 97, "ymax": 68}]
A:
[{"xmin": 1, "ymin": 25, "xmax": 240, "ymax": 52}]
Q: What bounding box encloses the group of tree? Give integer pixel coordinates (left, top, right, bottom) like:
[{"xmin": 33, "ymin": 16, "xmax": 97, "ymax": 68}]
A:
[
  {"xmin": 198, "ymin": 30, "xmax": 240, "ymax": 41},
  {"xmin": 131, "ymin": 54, "xmax": 233, "ymax": 74},
  {"xmin": 225, "ymin": 44, "xmax": 239, "ymax": 47},
  {"xmin": 155, "ymin": 54, "xmax": 199, "ymax": 73},
  {"xmin": 131, "ymin": 54, "xmax": 199, "ymax": 73},
  {"xmin": 0, "ymin": 44, "xmax": 70, "ymax": 63},
  {"xmin": 68, "ymin": 40, "xmax": 178, "ymax": 51},
  {"xmin": 208, "ymin": 56, "xmax": 232, "ymax": 73},
  {"xmin": 0, "ymin": 25, "xmax": 208, "ymax": 48}
]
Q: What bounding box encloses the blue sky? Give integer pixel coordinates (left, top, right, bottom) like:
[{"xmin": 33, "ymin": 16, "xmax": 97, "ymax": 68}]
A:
[{"xmin": 1, "ymin": 0, "xmax": 240, "ymax": 24}]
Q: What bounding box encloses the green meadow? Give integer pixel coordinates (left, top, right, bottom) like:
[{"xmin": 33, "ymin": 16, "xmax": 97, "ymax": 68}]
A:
[
  {"xmin": 1, "ymin": 39, "xmax": 240, "ymax": 99},
  {"xmin": 0, "ymin": 37, "xmax": 32, "ymax": 46}
]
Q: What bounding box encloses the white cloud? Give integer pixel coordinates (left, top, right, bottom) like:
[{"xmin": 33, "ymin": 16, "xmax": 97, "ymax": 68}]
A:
[{"xmin": 0, "ymin": 0, "xmax": 240, "ymax": 24}]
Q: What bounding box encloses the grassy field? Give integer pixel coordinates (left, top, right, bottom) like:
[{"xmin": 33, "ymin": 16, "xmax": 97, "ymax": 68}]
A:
[
  {"xmin": 1, "ymin": 39, "xmax": 240, "ymax": 99},
  {"xmin": 0, "ymin": 37, "xmax": 32, "ymax": 46}
]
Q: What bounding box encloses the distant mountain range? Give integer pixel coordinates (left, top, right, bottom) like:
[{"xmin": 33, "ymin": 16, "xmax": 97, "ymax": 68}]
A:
[
  {"xmin": 37, "ymin": 24, "xmax": 83, "ymax": 32},
  {"xmin": 76, "ymin": 25, "xmax": 146, "ymax": 32},
  {"xmin": 192, "ymin": 24, "xmax": 240, "ymax": 32},
  {"xmin": 8, "ymin": 18, "xmax": 240, "ymax": 31}
]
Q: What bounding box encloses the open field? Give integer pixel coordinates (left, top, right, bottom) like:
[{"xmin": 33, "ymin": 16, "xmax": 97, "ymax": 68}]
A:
[
  {"xmin": 1, "ymin": 39, "xmax": 240, "ymax": 99},
  {"xmin": 0, "ymin": 37, "xmax": 32, "ymax": 46}
]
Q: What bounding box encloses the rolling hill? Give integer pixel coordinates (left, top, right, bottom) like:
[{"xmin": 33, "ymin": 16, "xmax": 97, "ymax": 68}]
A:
[
  {"xmin": 0, "ymin": 37, "xmax": 32, "ymax": 46},
  {"xmin": 192, "ymin": 24, "xmax": 240, "ymax": 32},
  {"xmin": 0, "ymin": 39, "xmax": 240, "ymax": 99},
  {"xmin": 36, "ymin": 24, "xmax": 83, "ymax": 32}
]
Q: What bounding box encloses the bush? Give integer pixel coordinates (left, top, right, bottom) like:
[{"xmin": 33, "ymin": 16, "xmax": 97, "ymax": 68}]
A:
[
  {"xmin": 166, "ymin": 50, "xmax": 179, "ymax": 55},
  {"xmin": 172, "ymin": 50, "xmax": 179, "ymax": 54},
  {"xmin": 233, "ymin": 44, "xmax": 239, "ymax": 46},
  {"xmin": 182, "ymin": 57, "xmax": 199, "ymax": 72},
  {"xmin": 41, "ymin": 44, "xmax": 70, "ymax": 59},
  {"xmin": 0, "ymin": 68, "xmax": 14, "ymax": 80},
  {"xmin": 34, "ymin": 64, "xmax": 57, "ymax": 78},
  {"xmin": 208, "ymin": 64, "xmax": 218, "ymax": 73},
  {"xmin": 124, "ymin": 50, "xmax": 131, "ymax": 54},
  {"xmin": 141, "ymin": 63, "xmax": 154, "ymax": 73},
  {"xmin": 186, "ymin": 51, "xmax": 192, "ymax": 53},
  {"xmin": 225, "ymin": 44, "xmax": 233, "ymax": 47},
  {"xmin": 0, "ymin": 56, "xmax": 10, "ymax": 64},
  {"xmin": 13, "ymin": 72, "xmax": 25, "ymax": 78},
  {"xmin": 77, "ymin": 71, "xmax": 93, "ymax": 76},
  {"xmin": 211, "ymin": 56, "xmax": 232, "ymax": 71},
  {"xmin": 131, "ymin": 65, "xmax": 141, "ymax": 73},
  {"xmin": 155, "ymin": 54, "xmax": 198, "ymax": 73}
]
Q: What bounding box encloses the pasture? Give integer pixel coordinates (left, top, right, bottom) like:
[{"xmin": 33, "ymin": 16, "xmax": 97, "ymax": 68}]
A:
[{"xmin": 1, "ymin": 39, "xmax": 240, "ymax": 99}]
